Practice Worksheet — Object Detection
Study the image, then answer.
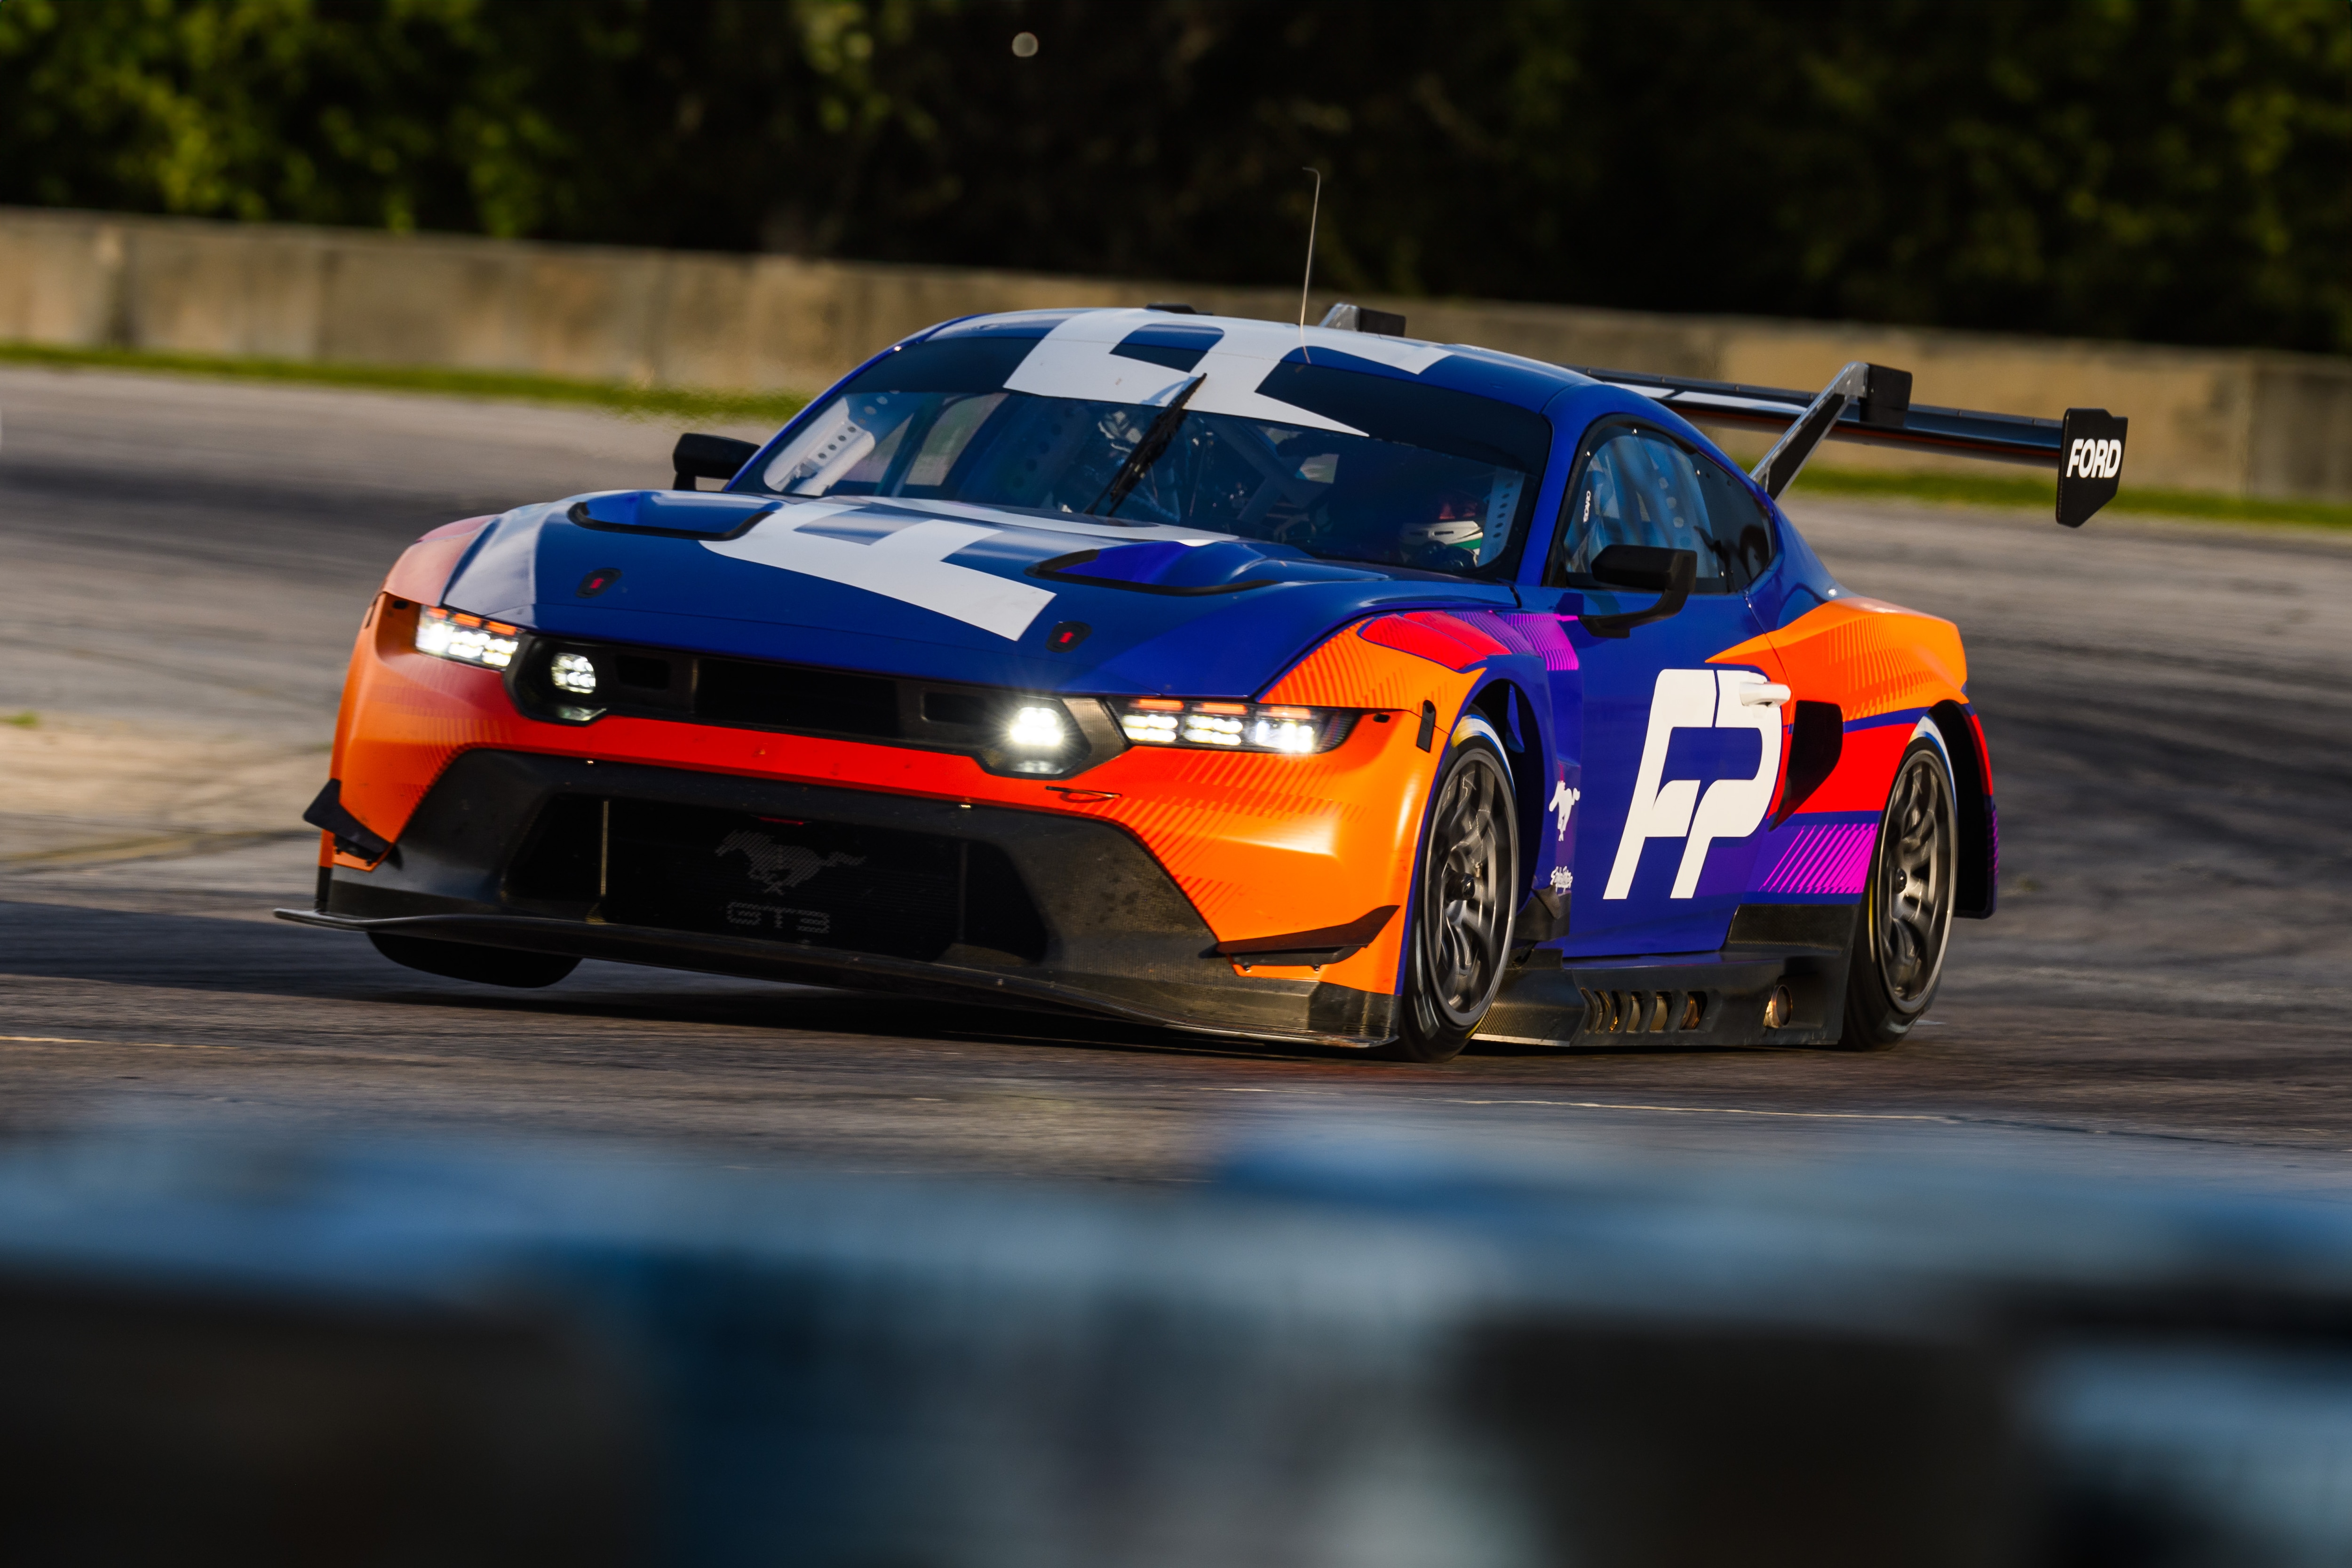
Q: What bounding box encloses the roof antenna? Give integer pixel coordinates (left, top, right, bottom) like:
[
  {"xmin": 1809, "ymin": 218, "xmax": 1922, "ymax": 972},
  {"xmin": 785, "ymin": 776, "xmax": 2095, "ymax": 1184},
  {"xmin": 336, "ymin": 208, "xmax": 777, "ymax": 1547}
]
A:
[{"xmin": 1297, "ymin": 167, "xmax": 1322, "ymax": 330}]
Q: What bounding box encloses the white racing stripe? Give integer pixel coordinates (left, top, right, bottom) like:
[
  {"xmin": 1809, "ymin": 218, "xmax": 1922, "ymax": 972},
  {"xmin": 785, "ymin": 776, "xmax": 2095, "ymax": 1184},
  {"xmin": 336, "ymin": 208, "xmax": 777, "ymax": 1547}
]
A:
[
  {"xmin": 883, "ymin": 495, "xmax": 1226, "ymax": 543},
  {"xmin": 1003, "ymin": 309, "xmax": 1452, "ymax": 434},
  {"xmin": 704, "ymin": 501, "xmax": 1057, "ymax": 641},
  {"xmin": 707, "ymin": 309, "xmax": 1468, "ymax": 637}
]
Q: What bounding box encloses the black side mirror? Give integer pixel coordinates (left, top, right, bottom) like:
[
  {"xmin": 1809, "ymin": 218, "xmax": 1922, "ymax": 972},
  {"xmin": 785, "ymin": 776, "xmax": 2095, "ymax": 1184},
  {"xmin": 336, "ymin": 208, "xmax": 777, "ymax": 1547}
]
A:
[
  {"xmin": 1581, "ymin": 545, "xmax": 1696, "ymax": 638},
  {"xmin": 673, "ymin": 432, "xmax": 760, "ymax": 491}
]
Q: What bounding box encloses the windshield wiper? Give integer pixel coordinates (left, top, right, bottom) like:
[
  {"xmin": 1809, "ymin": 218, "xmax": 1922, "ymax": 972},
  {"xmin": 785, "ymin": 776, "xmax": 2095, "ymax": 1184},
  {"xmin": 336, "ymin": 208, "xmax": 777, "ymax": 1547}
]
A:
[{"xmin": 1088, "ymin": 374, "xmax": 1206, "ymax": 520}]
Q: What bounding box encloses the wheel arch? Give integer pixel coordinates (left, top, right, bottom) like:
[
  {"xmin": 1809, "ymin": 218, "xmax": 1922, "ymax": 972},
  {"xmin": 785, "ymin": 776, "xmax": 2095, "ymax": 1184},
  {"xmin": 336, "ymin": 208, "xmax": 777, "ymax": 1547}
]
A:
[
  {"xmin": 1468, "ymin": 677, "xmax": 1546, "ymax": 894},
  {"xmin": 1391, "ymin": 695, "xmax": 1524, "ymax": 1061},
  {"xmin": 1931, "ymin": 699, "xmax": 1995, "ymax": 919}
]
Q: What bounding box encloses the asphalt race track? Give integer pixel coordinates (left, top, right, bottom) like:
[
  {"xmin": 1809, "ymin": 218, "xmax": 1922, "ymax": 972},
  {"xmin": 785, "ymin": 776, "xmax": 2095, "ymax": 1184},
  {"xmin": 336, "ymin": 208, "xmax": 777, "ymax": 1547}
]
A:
[{"xmin": 3, "ymin": 364, "xmax": 2350, "ymax": 1190}]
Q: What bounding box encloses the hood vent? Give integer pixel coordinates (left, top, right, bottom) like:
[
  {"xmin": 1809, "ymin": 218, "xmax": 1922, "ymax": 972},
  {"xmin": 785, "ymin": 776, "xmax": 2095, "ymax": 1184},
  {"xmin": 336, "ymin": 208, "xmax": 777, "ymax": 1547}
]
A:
[{"xmin": 565, "ymin": 491, "xmax": 779, "ymax": 539}]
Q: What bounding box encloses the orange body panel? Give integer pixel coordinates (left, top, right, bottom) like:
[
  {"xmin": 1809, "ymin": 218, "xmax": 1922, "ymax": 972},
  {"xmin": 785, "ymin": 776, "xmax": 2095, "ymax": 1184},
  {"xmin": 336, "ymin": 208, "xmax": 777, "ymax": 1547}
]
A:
[
  {"xmin": 1711, "ymin": 596, "xmax": 1970, "ymax": 818},
  {"xmin": 1265, "ymin": 620, "xmax": 1470, "ymax": 710},
  {"xmin": 1714, "ymin": 597, "xmax": 1967, "ymax": 720},
  {"xmin": 328, "ymin": 580, "xmax": 1482, "ymax": 996}
]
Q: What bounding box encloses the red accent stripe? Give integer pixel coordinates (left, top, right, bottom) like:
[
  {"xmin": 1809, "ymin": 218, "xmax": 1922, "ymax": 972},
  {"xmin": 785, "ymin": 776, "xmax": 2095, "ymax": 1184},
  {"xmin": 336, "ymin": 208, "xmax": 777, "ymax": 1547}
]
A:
[{"xmin": 1356, "ymin": 611, "xmax": 1513, "ymax": 672}]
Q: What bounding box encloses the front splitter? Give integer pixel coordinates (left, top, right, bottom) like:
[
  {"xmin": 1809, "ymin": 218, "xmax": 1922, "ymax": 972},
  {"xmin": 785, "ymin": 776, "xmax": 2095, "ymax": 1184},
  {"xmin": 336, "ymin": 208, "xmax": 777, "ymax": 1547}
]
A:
[{"xmin": 277, "ymin": 906, "xmax": 1390, "ymax": 1049}]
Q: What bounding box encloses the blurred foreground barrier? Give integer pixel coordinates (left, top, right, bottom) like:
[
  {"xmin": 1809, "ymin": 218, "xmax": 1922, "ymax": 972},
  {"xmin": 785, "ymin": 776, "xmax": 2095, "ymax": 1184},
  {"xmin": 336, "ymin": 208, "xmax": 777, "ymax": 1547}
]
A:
[
  {"xmin": 2, "ymin": 1125, "xmax": 2352, "ymax": 1564},
  {"xmin": 1, "ymin": 204, "xmax": 2347, "ymax": 501}
]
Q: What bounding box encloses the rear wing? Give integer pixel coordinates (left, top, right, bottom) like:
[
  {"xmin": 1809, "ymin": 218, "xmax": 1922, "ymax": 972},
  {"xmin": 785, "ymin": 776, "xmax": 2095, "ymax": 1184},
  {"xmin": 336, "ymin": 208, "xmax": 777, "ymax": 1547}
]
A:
[{"xmin": 1565, "ymin": 359, "xmax": 2128, "ymax": 527}]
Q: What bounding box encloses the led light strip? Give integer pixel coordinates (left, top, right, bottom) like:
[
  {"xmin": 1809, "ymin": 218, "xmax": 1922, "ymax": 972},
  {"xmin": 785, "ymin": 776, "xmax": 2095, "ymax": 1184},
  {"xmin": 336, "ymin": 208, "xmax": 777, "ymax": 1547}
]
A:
[
  {"xmin": 1118, "ymin": 698, "xmax": 1344, "ymax": 755},
  {"xmin": 415, "ymin": 606, "xmax": 520, "ymax": 670}
]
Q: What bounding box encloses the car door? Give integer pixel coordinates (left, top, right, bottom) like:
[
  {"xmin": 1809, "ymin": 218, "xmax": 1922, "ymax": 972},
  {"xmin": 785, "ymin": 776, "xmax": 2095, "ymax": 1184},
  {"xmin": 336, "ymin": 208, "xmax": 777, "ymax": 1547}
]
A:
[{"xmin": 1544, "ymin": 421, "xmax": 1786, "ymax": 958}]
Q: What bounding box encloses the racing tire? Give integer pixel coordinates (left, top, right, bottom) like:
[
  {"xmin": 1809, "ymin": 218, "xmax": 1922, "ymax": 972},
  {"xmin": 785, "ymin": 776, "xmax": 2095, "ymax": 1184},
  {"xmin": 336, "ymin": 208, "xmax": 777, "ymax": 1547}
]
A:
[
  {"xmin": 368, "ymin": 932, "xmax": 580, "ymax": 989},
  {"xmin": 1383, "ymin": 718, "xmax": 1518, "ymax": 1064},
  {"xmin": 1835, "ymin": 734, "xmax": 1957, "ymax": 1050}
]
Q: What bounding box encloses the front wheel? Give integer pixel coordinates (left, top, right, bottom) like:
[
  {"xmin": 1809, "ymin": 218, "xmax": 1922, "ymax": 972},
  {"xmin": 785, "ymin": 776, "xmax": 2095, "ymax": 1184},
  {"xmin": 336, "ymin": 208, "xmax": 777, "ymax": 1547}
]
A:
[
  {"xmin": 1836, "ymin": 735, "xmax": 1957, "ymax": 1050},
  {"xmin": 1383, "ymin": 720, "xmax": 1518, "ymax": 1064}
]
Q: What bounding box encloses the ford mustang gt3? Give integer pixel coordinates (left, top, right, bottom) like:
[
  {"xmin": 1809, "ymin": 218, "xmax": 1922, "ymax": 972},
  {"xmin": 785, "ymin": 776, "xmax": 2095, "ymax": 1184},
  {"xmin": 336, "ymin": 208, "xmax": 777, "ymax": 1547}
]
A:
[{"xmin": 285, "ymin": 304, "xmax": 2126, "ymax": 1061}]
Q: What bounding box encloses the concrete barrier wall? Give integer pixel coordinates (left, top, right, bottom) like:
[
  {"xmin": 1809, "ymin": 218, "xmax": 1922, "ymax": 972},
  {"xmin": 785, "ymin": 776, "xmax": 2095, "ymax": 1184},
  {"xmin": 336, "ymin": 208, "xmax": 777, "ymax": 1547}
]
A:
[{"xmin": 3, "ymin": 204, "xmax": 2345, "ymax": 499}]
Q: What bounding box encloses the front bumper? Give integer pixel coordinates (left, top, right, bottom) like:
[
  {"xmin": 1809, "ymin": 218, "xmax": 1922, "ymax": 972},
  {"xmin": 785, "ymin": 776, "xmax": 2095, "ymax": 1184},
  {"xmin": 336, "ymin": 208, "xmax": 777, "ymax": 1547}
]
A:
[{"xmin": 286, "ymin": 749, "xmax": 1398, "ymax": 1046}]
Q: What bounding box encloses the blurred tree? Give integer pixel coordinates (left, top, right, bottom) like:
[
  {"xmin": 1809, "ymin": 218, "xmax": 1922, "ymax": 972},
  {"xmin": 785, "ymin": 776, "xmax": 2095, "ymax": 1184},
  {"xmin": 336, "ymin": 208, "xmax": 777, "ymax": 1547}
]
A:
[{"xmin": 0, "ymin": 0, "xmax": 2343, "ymax": 353}]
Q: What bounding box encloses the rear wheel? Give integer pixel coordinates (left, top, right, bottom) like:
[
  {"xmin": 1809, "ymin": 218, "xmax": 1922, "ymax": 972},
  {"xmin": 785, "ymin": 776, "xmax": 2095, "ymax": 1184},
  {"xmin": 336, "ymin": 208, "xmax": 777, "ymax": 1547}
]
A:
[
  {"xmin": 1384, "ymin": 720, "xmax": 1517, "ymax": 1064},
  {"xmin": 1836, "ymin": 735, "xmax": 1956, "ymax": 1050},
  {"xmin": 368, "ymin": 932, "xmax": 580, "ymax": 989}
]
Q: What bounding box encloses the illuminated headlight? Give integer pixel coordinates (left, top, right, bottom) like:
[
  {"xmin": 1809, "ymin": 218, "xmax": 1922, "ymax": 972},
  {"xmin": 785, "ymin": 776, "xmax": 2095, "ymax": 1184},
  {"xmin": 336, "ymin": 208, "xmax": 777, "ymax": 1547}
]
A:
[
  {"xmin": 1120, "ymin": 708, "xmax": 1179, "ymax": 743},
  {"xmin": 1248, "ymin": 711, "xmax": 1323, "ymax": 753},
  {"xmin": 1005, "ymin": 704, "xmax": 1069, "ymax": 750},
  {"xmin": 994, "ymin": 702, "xmax": 1079, "ymax": 774},
  {"xmin": 1118, "ymin": 700, "xmax": 1352, "ymax": 754},
  {"xmin": 550, "ymin": 652, "xmax": 599, "ymax": 696},
  {"xmin": 415, "ymin": 606, "xmax": 519, "ymax": 669},
  {"xmin": 1182, "ymin": 708, "xmax": 1245, "ymax": 746}
]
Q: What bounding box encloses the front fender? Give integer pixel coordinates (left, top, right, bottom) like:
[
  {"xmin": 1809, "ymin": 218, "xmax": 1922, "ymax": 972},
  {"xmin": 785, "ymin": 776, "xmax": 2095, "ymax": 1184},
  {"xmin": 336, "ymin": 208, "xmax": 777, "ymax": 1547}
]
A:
[{"xmin": 1256, "ymin": 609, "xmax": 1573, "ymax": 990}]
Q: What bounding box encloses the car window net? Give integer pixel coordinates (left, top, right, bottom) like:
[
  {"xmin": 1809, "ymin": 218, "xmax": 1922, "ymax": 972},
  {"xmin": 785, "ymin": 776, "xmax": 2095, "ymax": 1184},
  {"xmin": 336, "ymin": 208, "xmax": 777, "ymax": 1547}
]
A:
[
  {"xmin": 1554, "ymin": 433, "xmax": 1724, "ymax": 585},
  {"xmin": 1553, "ymin": 431, "xmax": 1773, "ymax": 590}
]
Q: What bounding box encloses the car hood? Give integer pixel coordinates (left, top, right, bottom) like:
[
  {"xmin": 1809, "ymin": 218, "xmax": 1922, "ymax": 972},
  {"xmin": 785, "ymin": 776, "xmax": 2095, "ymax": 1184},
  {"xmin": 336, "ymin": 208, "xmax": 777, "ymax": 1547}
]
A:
[{"xmin": 438, "ymin": 489, "xmax": 1519, "ymax": 698}]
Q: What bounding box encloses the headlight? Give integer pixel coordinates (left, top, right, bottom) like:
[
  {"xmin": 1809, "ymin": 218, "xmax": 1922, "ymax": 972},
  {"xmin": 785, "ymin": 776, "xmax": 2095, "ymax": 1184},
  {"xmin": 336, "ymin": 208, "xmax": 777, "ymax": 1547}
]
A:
[
  {"xmin": 998, "ymin": 701, "xmax": 1078, "ymax": 773},
  {"xmin": 550, "ymin": 652, "xmax": 599, "ymax": 696},
  {"xmin": 1118, "ymin": 699, "xmax": 1354, "ymax": 754},
  {"xmin": 415, "ymin": 606, "xmax": 519, "ymax": 670},
  {"xmin": 1004, "ymin": 704, "xmax": 1068, "ymax": 750}
]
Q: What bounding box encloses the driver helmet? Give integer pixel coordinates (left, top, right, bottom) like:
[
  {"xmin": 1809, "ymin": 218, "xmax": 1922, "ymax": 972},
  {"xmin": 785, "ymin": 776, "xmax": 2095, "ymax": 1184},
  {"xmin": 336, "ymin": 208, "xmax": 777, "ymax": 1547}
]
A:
[{"xmin": 1399, "ymin": 492, "xmax": 1486, "ymax": 552}]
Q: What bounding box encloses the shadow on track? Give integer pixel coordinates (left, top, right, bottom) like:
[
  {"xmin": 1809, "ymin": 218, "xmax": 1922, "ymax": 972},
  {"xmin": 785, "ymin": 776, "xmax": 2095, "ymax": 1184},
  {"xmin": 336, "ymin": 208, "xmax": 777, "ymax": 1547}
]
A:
[{"xmin": 0, "ymin": 896, "xmax": 1788, "ymax": 1069}]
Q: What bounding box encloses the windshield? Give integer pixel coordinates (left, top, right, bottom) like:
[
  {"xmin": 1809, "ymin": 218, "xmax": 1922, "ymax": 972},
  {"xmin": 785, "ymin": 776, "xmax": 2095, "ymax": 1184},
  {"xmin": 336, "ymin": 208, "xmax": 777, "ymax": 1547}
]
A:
[{"xmin": 745, "ymin": 336, "xmax": 1551, "ymax": 575}]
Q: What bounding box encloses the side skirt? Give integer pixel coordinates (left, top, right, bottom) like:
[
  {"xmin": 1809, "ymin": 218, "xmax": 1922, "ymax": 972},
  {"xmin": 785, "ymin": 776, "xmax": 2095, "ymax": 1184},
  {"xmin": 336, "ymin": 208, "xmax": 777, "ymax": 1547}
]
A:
[{"xmin": 1478, "ymin": 904, "xmax": 1860, "ymax": 1049}]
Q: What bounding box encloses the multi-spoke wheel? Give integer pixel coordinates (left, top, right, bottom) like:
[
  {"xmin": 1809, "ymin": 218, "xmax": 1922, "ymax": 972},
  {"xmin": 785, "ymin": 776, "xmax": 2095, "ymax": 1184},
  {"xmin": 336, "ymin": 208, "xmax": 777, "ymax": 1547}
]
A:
[
  {"xmin": 1836, "ymin": 734, "xmax": 1957, "ymax": 1049},
  {"xmin": 1386, "ymin": 718, "xmax": 1517, "ymax": 1063}
]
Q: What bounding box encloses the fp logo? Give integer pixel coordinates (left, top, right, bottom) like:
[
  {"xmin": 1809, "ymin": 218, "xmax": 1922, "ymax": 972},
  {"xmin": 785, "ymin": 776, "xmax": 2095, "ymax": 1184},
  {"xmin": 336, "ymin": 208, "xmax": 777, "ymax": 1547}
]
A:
[
  {"xmin": 1604, "ymin": 669, "xmax": 1785, "ymax": 901},
  {"xmin": 2065, "ymin": 438, "xmax": 2122, "ymax": 479}
]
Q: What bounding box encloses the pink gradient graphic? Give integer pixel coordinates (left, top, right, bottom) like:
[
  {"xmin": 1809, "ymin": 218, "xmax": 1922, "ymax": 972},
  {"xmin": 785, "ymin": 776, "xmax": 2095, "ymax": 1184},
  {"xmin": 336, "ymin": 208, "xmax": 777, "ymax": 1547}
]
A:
[
  {"xmin": 1755, "ymin": 822, "xmax": 1877, "ymax": 896},
  {"xmin": 1491, "ymin": 612, "xmax": 1581, "ymax": 671}
]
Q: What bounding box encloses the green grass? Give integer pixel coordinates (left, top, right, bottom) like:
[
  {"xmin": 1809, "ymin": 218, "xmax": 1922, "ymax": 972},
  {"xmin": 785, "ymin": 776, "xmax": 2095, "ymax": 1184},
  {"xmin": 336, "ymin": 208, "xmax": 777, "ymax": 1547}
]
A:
[
  {"xmin": 1789, "ymin": 463, "xmax": 2352, "ymax": 531},
  {"xmin": 3, "ymin": 712, "xmax": 37, "ymax": 728},
  {"xmin": 0, "ymin": 341, "xmax": 810, "ymax": 427}
]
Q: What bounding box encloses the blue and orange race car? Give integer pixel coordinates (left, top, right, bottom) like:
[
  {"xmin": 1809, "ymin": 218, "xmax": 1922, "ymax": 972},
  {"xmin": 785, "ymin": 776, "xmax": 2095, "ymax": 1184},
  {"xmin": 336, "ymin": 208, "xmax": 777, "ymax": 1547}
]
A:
[{"xmin": 284, "ymin": 304, "xmax": 2127, "ymax": 1062}]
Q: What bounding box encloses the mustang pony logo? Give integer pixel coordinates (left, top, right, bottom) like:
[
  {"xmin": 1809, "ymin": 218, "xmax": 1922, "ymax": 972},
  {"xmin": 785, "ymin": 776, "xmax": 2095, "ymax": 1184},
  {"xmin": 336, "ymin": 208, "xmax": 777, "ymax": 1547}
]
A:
[
  {"xmin": 715, "ymin": 831, "xmax": 865, "ymax": 897},
  {"xmin": 1548, "ymin": 779, "xmax": 1581, "ymax": 839}
]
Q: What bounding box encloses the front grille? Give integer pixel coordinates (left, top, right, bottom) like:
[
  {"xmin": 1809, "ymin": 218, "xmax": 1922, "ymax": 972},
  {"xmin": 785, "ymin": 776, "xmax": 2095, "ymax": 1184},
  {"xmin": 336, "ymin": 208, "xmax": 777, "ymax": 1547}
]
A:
[
  {"xmin": 614, "ymin": 654, "xmax": 671, "ymax": 691},
  {"xmin": 695, "ymin": 658, "xmax": 900, "ymax": 739},
  {"xmin": 501, "ymin": 635, "xmax": 1123, "ymax": 778},
  {"xmin": 508, "ymin": 796, "xmax": 1049, "ymax": 964}
]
